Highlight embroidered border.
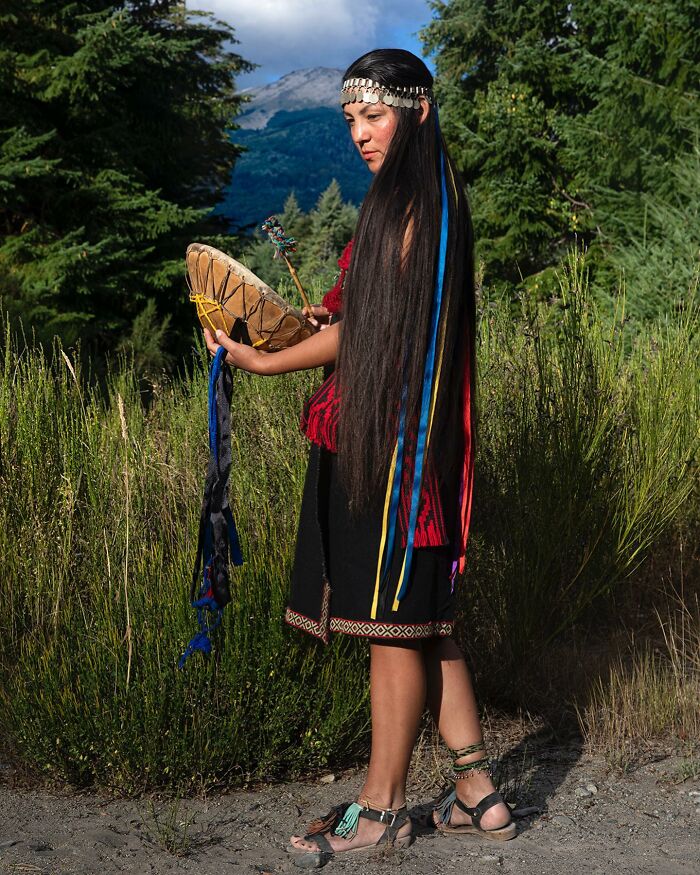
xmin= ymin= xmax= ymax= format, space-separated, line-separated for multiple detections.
xmin=285 ymin=578 xmax=332 ymax=644
xmin=330 ymin=617 xmax=453 ymax=640
xmin=286 ymin=609 xmax=453 ymax=642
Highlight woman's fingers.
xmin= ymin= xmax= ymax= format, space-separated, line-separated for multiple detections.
xmin=302 ymin=306 xmax=318 ymax=327
xmin=206 ymin=329 xmax=268 ymax=374
xmin=203 ymin=327 xmax=236 ymax=364
xmin=203 ymin=327 xmax=219 ymax=356
xmin=216 ymin=329 xmax=243 ymax=365
xmin=302 ymin=304 xmax=331 ymax=329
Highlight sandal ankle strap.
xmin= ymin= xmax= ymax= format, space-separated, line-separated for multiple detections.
xmin=434 ymin=787 xmax=511 ymax=832
xmin=454 ymin=790 xmax=508 ymax=830
xmin=332 ymin=799 xmax=409 ymax=840
xmin=360 ymin=803 xmax=408 ymax=827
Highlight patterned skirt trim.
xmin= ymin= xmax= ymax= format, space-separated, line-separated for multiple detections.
xmin=284 ymin=604 xmax=453 ymax=642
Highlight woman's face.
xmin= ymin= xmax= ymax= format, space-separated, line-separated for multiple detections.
xmin=343 ymin=101 xmax=399 ymax=174
xmin=342 ymin=96 xmax=430 ymax=173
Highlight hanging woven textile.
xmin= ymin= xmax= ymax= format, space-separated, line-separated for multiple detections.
xmin=179 ymin=346 xmax=243 ymax=668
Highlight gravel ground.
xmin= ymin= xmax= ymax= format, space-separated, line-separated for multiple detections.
xmin=1 ymin=741 xmax=698 ymax=875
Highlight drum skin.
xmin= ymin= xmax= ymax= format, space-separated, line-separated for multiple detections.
xmin=186 ymin=243 xmax=314 ymax=351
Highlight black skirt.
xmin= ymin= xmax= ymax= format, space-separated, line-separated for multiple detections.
xmin=285 ymin=443 xmax=455 ymax=643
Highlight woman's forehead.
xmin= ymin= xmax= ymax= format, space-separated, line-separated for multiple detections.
xmin=342 ymin=102 xmax=392 ymax=119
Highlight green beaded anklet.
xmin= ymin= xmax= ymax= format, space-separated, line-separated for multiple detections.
xmin=449 ymin=741 xmax=486 ymax=759
xmin=448 ymin=740 xmax=492 ymax=781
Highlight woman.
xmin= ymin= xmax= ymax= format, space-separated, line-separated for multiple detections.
xmin=204 ymin=49 xmax=516 ymax=864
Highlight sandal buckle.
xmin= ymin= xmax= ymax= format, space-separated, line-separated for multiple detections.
xmin=379 ymin=808 xmax=398 ymax=826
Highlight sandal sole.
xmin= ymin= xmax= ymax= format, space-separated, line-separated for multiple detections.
xmin=287 ymin=833 xmax=414 ymax=868
xmin=435 ymin=821 xmax=517 ymax=841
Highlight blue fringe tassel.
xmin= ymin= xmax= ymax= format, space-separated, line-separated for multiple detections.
xmin=333 ymin=802 xmax=363 ymax=839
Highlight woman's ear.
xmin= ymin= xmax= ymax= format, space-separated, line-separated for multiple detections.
xmin=417 ymin=96 xmax=431 ymax=125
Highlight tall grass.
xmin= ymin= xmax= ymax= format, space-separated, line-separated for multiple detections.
xmin=577 ymin=592 xmax=700 ymax=771
xmin=0 ymin=330 xmax=369 ymax=791
xmin=0 ymin=248 xmax=697 ymax=790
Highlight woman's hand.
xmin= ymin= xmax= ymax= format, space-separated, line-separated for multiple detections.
xmin=203 ymin=328 xmax=269 ymax=375
xmin=204 ymin=321 xmax=339 ymax=376
xmin=303 ymin=304 xmax=331 ymax=330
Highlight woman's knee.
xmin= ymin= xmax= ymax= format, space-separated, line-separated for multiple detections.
xmin=422 ymin=635 xmax=465 ymax=662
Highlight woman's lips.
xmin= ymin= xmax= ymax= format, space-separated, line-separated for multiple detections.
xmin=362 ymin=151 xmax=377 ymax=159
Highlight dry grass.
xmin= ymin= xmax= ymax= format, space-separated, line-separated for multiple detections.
xmin=576 ymin=590 xmax=700 ymax=772
xmin=408 ymin=709 xmax=543 ymax=810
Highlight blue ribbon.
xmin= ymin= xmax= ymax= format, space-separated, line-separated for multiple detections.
xmin=208 ymin=346 xmax=227 ymax=456
xmin=394 ymin=112 xmax=450 ymax=604
xmin=179 ymin=346 xmax=242 ymax=668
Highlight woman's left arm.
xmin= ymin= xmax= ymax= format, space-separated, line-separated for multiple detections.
xmin=203 ymin=323 xmax=340 ymax=376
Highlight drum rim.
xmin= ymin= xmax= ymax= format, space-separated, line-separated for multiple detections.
xmin=186 ymin=241 xmax=301 ymax=315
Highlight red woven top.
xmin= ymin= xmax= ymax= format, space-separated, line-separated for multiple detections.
xmin=320 ymin=239 xmax=354 ymax=314
xmin=300 ymin=240 xmax=448 ymax=548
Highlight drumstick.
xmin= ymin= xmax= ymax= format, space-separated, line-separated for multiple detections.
xmin=261 ymin=217 xmax=313 ymax=314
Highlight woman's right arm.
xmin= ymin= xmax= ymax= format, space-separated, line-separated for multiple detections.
xmin=203 ymin=323 xmax=340 ymax=376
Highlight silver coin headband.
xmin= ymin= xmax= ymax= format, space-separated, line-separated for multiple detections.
xmin=340 ymin=77 xmax=433 ymax=110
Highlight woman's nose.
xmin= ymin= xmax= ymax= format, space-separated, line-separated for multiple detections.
xmin=352 ymin=120 xmax=369 ymax=146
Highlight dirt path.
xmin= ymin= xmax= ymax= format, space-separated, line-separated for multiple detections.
xmin=1 ymin=745 xmax=698 ymax=875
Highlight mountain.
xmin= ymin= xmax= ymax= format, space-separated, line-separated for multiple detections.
xmin=237 ymin=67 xmax=343 ymax=130
xmin=219 ymin=69 xmax=369 ymax=231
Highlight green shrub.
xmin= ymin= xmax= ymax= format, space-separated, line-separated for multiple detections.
xmin=461 ymin=250 xmax=699 ymax=672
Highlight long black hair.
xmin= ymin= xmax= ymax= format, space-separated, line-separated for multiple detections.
xmin=336 ymin=48 xmax=476 ymax=513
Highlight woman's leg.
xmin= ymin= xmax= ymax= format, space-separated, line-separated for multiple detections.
xmin=423 ymin=636 xmax=511 ymax=830
xmin=290 ymin=639 xmax=425 ymax=852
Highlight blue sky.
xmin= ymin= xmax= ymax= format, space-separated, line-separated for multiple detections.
xmin=186 ymin=1 xmax=437 ymax=86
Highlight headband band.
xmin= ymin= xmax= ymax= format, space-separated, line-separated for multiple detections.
xmin=340 ymin=77 xmax=433 ymax=110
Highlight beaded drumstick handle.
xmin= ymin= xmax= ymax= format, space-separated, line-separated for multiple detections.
xmin=261 ymin=216 xmax=313 ymax=314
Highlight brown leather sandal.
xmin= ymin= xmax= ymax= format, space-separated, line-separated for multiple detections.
xmin=288 ymin=799 xmax=414 ymax=868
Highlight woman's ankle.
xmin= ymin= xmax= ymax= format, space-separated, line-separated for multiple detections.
xmin=454 ymin=770 xmax=497 ymax=802
xmin=358 ymin=787 xmax=407 ymax=811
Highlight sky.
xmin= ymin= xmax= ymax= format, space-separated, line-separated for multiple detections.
xmin=186 ymin=0 xmax=437 ymax=87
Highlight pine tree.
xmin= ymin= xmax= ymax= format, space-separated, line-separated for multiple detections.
xmin=278 ymin=192 xmax=310 ymax=244
xmin=557 ymin=1 xmax=700 ymax=244
xmin=0 ymin=1 xmax=253 ymax=357
xmin=241 ymin=181 xmax=358 ymax=296
xmin=423 ymin=1 xmax=580 ymax=287
xmin=307 ymin=179 xmax=357 ymax=272
xmin=423 ymin=0 xmax=700 ymax=309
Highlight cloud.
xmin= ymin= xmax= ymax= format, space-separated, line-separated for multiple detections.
xmin=187 ymin=0 xmax=432 ymax=82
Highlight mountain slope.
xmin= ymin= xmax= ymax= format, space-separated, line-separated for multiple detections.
xmin=238 ymin=67 xmax=343 ymax=130
xmin=219 ymin=70 xmax=369 ymax=230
